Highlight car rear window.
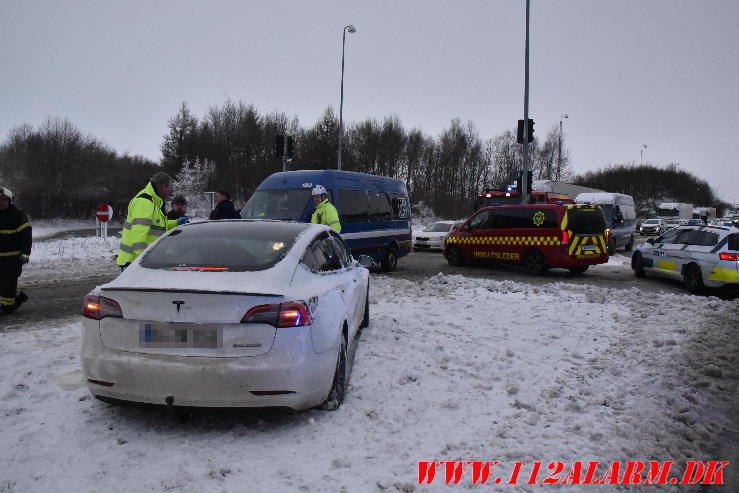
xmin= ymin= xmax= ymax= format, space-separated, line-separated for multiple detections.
xmin=728 ymin=234 xmax=739 ymax=251
xmin=568 ymin=208 xmax=606 ymax=234
xmin=141 ymin=221 xmax=308 ymax=272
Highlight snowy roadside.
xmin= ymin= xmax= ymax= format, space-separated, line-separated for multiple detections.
xmin=21 ymin=236 xmax=121 ymax=286
xmin=1 ymin=272 xmax=736 ymax=492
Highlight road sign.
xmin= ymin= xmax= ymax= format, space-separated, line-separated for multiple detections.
xmin=96 ymin=204 xmax=113 ymax=222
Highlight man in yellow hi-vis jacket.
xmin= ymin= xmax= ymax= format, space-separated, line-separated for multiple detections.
xmin=310 ymin=184 xmax=341 ymax=233
xmin=116 ymin=172 xmax=186 ymax=269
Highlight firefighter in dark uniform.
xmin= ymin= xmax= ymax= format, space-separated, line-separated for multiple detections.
xmin=0 ymin=187 xmax=31 ymax=315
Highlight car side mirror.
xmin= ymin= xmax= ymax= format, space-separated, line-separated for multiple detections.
xmin=357 ymin=255 xmax=374 ymax=268
xmin=647 ymin=238 xmax=655 ymax=245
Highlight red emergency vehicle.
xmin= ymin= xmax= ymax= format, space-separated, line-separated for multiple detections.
xmin=444 ymin=204 xmax=609 ymax=275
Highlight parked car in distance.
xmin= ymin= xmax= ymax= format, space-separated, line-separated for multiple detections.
xmin=665 ymin=219 xmax=682 ymax=230
xmin=631 ymin=225 xmax=739 ymax=294
xmin=639 ymin=218 xmax=665 ymax=235
xmin=413 ymin=221 xmax=456 ymax=251
xmin=81 ymin=220 xmax=372 ymax=411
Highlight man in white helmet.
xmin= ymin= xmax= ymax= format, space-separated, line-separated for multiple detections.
xmin=0 ymin=187 xmax=31 ymax=315
xmin=310 ymin=185 xmax=341 ymax=232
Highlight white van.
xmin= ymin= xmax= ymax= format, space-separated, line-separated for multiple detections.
xmin=575 ymin=192 xmax=636 ymax=253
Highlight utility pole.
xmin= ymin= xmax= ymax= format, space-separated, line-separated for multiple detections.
xmin=558 ymin=114 xmax=568 ymax=180
xmin=521 ymin=0 xmax=531 ymax=204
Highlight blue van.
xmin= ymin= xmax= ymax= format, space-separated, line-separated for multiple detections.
xmin=241 ymin=170 xmax=412 ymax=271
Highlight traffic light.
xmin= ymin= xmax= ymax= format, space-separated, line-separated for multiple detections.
xmin=286 ymin=136 xmax=294 ymax=158
xmin=516 ymin=119 xmax=535 ymax=144
xmin=517 ymin=120 xmax=524 ymax=144
xmin=275 ymin=135 xmax=284 ymax=158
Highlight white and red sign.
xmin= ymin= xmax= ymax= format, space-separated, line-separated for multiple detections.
xmin=96 ymin=204 xmax=113 ymax=222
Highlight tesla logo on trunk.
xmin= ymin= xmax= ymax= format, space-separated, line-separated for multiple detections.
xmin=172 ymin=300 xmax=186 ymax=313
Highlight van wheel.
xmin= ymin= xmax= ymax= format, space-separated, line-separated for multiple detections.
xmin=607 ymin=237 xmax=616 ymax=255
xmin=624 ymin=236 xmax=634 ymax=252
xmin=381 ymin=246 xmax=398 ymax=272
xmin=684 ymin=264 xmax=705 ymax=294
xmin=524 ymin=250 xmax=548 ymax=276
xmin=632 ymin=252 xmax=646 ymax=278
xmin=317 ymin=333 xmax=347 ymax=411
xmin=446 ymin=246 xmax=464 ymax=267
xmin=569 ymin=266 xmax=589 ymax=274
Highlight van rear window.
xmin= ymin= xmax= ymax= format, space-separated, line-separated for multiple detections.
xmin=568 ymin=208 xmax=606 ymax=234
xmin=728 ymin=234 xmax=739 ymax=251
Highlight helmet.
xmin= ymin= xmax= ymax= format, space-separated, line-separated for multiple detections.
xmin=311 ymin=185 xmax=327 ymax=196
xmin=0 ymin=187 xmax=13 ymax=202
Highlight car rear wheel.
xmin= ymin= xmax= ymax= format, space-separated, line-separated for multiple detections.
xmin=381 ymin=246 xmax=398 ymax=272
xmin=684 ymin=264 xmax=705 ymax=294
xmin=569 ymin=265 xmax=589 ymax=274
xmin=446 ymin=246 xmax=464 ymax=267
xmin=317 ymin=333 xmax=347 ymax=411
xmin=524 ymin=250 xmax=548 ymax=276
xmin=632 ymin=252 xmax=646 ymax=278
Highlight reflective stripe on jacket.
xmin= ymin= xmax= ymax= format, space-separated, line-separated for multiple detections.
xmin=310 ymin=199 xmax=341 ymax=233
xmin=0 ymin=205 xmax=32 ymax=259
xmin=116 ymin=181 xmax=177 ymax=266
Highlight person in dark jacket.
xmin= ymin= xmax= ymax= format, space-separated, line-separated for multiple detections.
xmin=209 ymin=190 xmax=241 ymax=220
xmin=0 ymin=187 xmax=32 ymax=315
xmin=167 ymin=195 xmax=188 ymax=220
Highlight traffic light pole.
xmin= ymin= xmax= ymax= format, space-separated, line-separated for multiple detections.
xmin=520 ymin=0 xmax=531 ymax=205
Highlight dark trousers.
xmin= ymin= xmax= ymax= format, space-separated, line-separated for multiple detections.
xmin=0 ymin=257 xmax=24 ymax=313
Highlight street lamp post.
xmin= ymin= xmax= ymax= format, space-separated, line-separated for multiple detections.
xmin=337 ymin=24 xmax=357 ymax=171
xmin=558 ymin=113 xmax=568 ymax=180
xmin=641 ymin=144 xmax=647 ymax=165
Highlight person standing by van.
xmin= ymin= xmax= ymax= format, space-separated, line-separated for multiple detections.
xmin=209 ymin=190 xmax=241 ymax=220
xmin=310 ymin=185 xmax=341 ymax=232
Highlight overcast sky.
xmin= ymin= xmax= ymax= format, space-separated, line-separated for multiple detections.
xmin=2 ymin=0 xmax=738 ymax=204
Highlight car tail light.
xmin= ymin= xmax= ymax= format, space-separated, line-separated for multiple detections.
xmin=241 ymin=302 xmax=311 ymax=328
xmin=561 ymin=230 xmax=569 ymax=244
xmin=605 ymin=228 xmax=610 ymax=242
xmin=83 ymin=294 xmax=123 ymax=320
xmin=719 ymin=252 xmax=739 ymax=261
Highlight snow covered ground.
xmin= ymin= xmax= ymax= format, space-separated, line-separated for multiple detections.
xmin=3 ymin=243 xmax=737 ymax=492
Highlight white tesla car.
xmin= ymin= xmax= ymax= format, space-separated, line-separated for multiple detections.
xmin=81 ymin=220 xmax=371 ymax=410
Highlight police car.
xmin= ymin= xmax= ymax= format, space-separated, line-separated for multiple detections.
xmin=631 ymin=225 xmax=739 ymax=294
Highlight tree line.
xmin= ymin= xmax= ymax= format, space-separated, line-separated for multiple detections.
xmin=159 ymin=100 xmax=574 ymax=219
xmin=0 ymin=117 xmax=158 ymax=219
xmin=6 ymin=98 xmax=723 ymax=221
xmin=574 ymin=163 xmax=728 ymax=217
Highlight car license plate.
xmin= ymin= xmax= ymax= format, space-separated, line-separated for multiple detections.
xmin=139 ymin=323 xmax=222 ymax=348
xmin=581 ymin=244 xmax=596 ymax=251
